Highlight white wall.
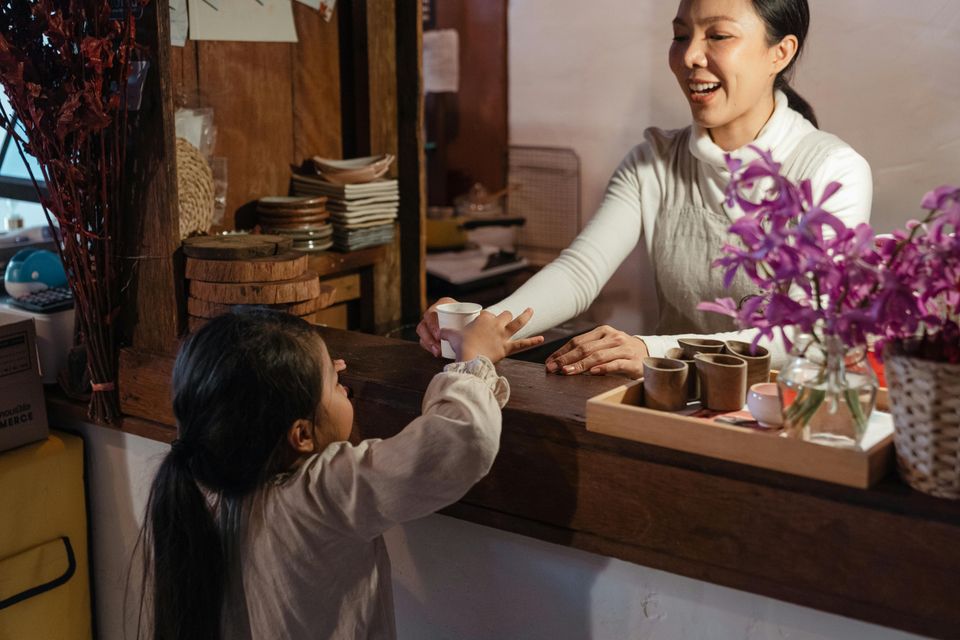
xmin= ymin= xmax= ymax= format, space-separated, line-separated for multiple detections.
xmin=509 ymin=0 xmax=960 ymax=333
xmin=388 ymin=515 xmax=924 ymax=640
xmin=70 ymin=421 xmax=168 ymax=639
xmin=68 ymin=423 xmax=926 ymax=640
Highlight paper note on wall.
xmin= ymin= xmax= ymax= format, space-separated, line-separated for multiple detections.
xmin=295 ymin=0 xmax=336 ymax=22
xmin=188 ymin=0 xmax=298 ymax=43
xmin=423 ymin=29 xmax=459 ymax=93
xmin=169 ymin=0 xmax=188 ymax=46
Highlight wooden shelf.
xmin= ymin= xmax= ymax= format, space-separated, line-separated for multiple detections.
xmin=306 ymin=245 xmax=387 ymax=277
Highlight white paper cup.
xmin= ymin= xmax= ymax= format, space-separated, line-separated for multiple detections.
xmin=435 ymin=302 xmax=482 ymax=359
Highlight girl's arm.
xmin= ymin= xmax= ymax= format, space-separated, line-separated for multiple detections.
xmin=297 ymin=357 xmax=508 ymax=541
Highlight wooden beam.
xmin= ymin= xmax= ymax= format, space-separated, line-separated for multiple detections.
xmin=123 ymin=0 xmax=182 ymax=352
xmin=395 ymin=0 xmax=426 ymax=321
xmin=366 ymin=0 xmax=403 ymax=334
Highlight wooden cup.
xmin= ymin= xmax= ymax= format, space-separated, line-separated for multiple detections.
xmin=694 ymin=353 xmax=747 ymax=412
xmin=642 ymin=357 xmax=689 ymax=412
xmin=678 ymin=338 xmax=725 ymax=359
xmin=666 ymin=347 xmax=699 ymax=400
xmin=723 ymin=340 xmax=772 ymax=389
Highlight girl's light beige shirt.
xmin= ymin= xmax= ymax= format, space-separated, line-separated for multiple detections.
xmin=221 ymin=356 xmax=509 ymax=640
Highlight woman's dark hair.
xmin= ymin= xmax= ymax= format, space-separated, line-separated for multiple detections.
xmin=751 ymin=0 xmax=818 ymax=128
xmin=140 ymin=309 xmax=327 ymax=640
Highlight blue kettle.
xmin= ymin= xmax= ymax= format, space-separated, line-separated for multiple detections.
xmin=4 ymin=248 xmax=68 ymax=298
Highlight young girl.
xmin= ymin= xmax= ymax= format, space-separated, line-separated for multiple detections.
xmin=140 ymin=307 xmax=541 ymax=640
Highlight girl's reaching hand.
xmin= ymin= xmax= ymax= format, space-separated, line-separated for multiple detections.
xmin=440 ymin=308 xmax=544 ymax=364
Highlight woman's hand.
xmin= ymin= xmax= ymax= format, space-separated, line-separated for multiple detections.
xmin=442 ymin=308 xmax=544 ymax=364
xmin=544 ymin=325 xmax=649 ymax=378
xmin=416 ymin=297 xmax=458 ymax=357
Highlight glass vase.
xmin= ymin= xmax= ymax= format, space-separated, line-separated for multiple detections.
xmin=776 ymin=334 xmax=879 ymax=449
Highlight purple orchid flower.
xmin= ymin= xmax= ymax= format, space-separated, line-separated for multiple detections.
xmin=700 ymin=148 xmax=960 ymax=362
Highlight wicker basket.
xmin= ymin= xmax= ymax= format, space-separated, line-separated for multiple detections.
xmin=176 ymin=137 xmax=215 ymax=239
xmin=885 ymin=354 xmax=960 ymax=499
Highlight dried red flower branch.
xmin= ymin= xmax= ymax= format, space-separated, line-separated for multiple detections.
xmin=0 ymin=0 xmax=148 ymax=423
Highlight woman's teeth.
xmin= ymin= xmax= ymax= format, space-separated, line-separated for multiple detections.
xmin=690 ymin=82 xmax=720 ymax=94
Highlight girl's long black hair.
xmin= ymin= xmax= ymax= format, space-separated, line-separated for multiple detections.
xmin=751 ymin=0 xmax=818 ymax=128
xmin=139 ymin=309 xmax=327 ymax=640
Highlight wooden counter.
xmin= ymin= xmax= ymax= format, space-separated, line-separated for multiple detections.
xmin=52 ymin=327 xmax=960 ymax=638
xmin=323 ymin=328 xmax=959 ymax=640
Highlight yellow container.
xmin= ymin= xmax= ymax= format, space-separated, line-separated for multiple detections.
xmin=0 ymin=431 xmax=92 ymax=640
xmin=426 ymin=217 xmax=468 ymax=250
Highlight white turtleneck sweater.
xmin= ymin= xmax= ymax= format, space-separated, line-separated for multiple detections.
xmin=487 ymin=92 xmax=873 ymax=370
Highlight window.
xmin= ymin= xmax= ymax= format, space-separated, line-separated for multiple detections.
xmin=0 ymin=90 xmax=49 ymax=229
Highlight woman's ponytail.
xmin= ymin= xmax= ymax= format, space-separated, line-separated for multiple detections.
xmin=777 ymin=80 xmax=818 ymax=129
xmin=145 ymin=450 xmax=225 ymax=640
xmin=752 ymin=0 xmax=818 ymax=128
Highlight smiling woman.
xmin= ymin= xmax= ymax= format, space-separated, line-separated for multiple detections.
xmin=670 ymin=0 xmax=810 ymax=150
xmin=417 ymin=0 xmax=873 ymax=376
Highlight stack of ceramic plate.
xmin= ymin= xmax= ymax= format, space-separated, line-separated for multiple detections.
xmin=290 ymin=174 xmax=399 ymax=251
xmin=256 ymin=196 xmax=333 ymax=252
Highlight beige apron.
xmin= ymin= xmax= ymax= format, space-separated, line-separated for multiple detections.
xmin=651 ymin=128 xmax=851 ymax=335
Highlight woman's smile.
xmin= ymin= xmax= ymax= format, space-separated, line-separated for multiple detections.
xmin=687 ymin=78 xmax=723 ymax=103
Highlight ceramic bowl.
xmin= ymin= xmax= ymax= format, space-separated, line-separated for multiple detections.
xmin=311 ymin=154 xmax=394 ymax=184
xmin=747 ymin=382 xmax=783 ymax=428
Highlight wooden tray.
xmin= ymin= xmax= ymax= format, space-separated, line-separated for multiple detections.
xmin=586 ymin=380 xmax=894 ymax=489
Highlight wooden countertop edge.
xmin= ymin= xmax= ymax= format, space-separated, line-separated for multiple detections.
xmin=46 ymin=389 xmax=176 ymax=444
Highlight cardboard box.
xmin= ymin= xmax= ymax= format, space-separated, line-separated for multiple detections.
xmin=0 ymin=319 xmax=49 ymax=452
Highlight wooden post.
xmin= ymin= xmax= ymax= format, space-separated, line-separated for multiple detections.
xmin=396 ymin=0 xmax=426 ymax=321
xmin=123 ymin=0 xmax=182 ymax=353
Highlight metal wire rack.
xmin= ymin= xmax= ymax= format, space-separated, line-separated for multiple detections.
xmin=507 ymin=146 xmax=581 ymax=265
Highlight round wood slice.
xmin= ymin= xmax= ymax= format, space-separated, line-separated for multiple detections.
xmin=189 ymin=271 xmax=321 ymax=304
xmin=258 ymin=212 xmax=329 ymax=224
xmin=187 ymin=315 xmax=208 ymax=333
xmin=187 ymin=284 xmax=336 ymax=318
xmin=258 ymin=195 xmax=327 ymax=208
xmin=191 ymin=312 xmax=321 ymax=332
xmin=256 ymin=205 xmax=329 ymax=216
xmin=182 ymin=234 xmax=293 ymax=259
xmin=185 ymin=251 xmax=308 ymax=283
